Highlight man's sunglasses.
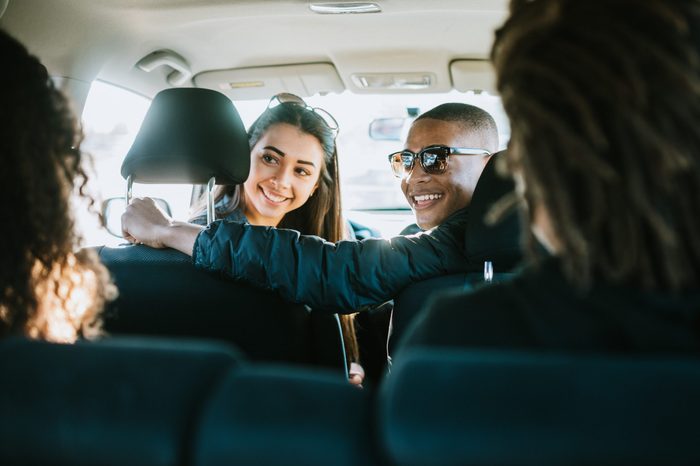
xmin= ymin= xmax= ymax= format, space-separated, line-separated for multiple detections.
xmin=267 ymin=92 xmax=339 ymax=138
xmin=388 ymin=145 xmax=491 ymax=178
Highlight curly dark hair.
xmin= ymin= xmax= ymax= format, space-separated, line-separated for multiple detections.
xmin=0 ymin=29 xmax=116 ymax=341
xmin=493 ymin=0 xmax=700 ymax=290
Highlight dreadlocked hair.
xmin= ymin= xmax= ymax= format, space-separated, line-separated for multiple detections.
xmin=0 ymin=29 xmax=116 ymax=342
xmin=492 ymin=0 xmax=700 ymax=291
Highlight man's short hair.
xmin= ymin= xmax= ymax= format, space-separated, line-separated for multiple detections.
xmin=416 ymin=103 xmax=499 ymax=149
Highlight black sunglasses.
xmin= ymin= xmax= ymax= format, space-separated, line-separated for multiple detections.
xmin=388 ymin=145 xmax=491 ymax=178
xmin=267 ymin=92 xmax=339 ymax=138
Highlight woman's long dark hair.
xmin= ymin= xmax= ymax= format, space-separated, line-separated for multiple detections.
xmin=493 ymin=0 xmax=700 ymax=291
xmin=0 ymin=29 xmax=116 ymax=341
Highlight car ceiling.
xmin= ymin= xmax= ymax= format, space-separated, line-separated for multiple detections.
xmin=0 ymin=0 xmax=508 ymax=101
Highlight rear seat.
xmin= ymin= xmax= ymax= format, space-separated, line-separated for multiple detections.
xmin=4 ymin=337 xmax=699 ymax=465
xmin=379 ymin=347 xmax=700 ymax=466
xmin=0 ymin=337 xmax=240 ymax=466
xmin=192 ymin=365 xmax=384 ymax=466
xmin=99 ymin=88 xmax=346 ymax=372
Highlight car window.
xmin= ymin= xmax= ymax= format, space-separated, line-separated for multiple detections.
xmin=233 ymin=91 xmax=510 ymax=237
xmin=78 ymin=81 xmax=193 ymax=246
xmin=232 ymin=90 xmax=510 ymax=210
xmin=78 ymin=83 xmax=510 ymax=243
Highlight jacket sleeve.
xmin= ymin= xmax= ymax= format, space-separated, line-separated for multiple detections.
xmin=192 ymin=208 xmax=470 ymax=312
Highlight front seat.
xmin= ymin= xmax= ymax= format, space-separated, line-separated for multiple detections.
xmin=97 ymin=88 xmax=347 ymax=372
xmin=390 ymin=152 xmax=523 ymax=351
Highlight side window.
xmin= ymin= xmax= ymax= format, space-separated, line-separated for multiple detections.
xmin=78 ymin=81 xmax=193 ymax=246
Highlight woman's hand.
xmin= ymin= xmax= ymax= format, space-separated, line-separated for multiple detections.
xmin=121 ymin=197 xmax=173 ymax=248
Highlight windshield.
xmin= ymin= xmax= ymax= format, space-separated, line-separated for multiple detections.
xmin=78 ymin=83 xmax=510 ymax=245
xmin=234 ymin=90 xmax=510 ymax=210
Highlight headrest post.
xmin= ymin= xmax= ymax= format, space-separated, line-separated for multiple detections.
xmin=206 ymin=176 xmax=216 ymax=225
xmin=126 ymin=175 xmax=133 ymax=205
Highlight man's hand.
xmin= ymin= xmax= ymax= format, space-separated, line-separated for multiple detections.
xmin=121 ymin=197 xmax=173 ymax=248
xmin=348 ymin=362 xmax=365 ymax=388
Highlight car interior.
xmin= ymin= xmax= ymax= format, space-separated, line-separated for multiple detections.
xmin=96 ymin=87 xmax=347 ymax=371
xmin=1 ymin=1 xmax=699 ymax=465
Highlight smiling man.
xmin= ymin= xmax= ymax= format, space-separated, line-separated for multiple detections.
xmin=398 ymin=104 xmax=498 ymax=230
xmin=121 ymin=103 xmax=501 ymax=311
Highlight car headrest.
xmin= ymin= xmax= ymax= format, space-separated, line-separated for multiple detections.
xmin=464 ymin=151 xmax=523 ymax=270
xmin=121 ymin=88 xmax=250 ymax=184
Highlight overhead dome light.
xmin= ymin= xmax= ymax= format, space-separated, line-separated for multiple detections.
xmin=309 ymin=2 xmax=381 ymax=14
xmin=351 ymin=73 xmax=434 ymax=90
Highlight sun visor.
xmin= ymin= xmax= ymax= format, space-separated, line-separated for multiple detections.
xmin=450 ymin=60 xmax=497 ymax=94
xmin=194 ymin=63 xmax=344 ymax=100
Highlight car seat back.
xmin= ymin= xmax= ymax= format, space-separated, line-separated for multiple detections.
xmin=0 ymin=337 xmax=240 ymax=466
xmin=380 ymin=348 xmax=700 ymax=466
xmin=101 ymin=88 xmax=346 ymax=371
xmin=193 ymin=364 xmax=383 ymax=466
xmin=391 ymin=152 xmax=523 ymax=351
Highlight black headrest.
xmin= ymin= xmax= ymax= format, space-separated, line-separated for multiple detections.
xmin=121 ymin=88 xmax=250 ymax=184
xmin=464 ymin=151 xmax=523 ymax=270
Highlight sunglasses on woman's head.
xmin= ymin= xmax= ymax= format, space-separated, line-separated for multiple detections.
xmin=267 ymin=92 xmax=339 ymax=138
xmin=388 ymin=145 xmax=491 ymax=178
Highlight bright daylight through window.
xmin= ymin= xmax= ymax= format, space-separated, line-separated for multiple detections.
xmin=78 ymin=81 xmax=509 ymax=246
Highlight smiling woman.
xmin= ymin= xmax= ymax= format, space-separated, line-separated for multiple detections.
xmin=187 ymin=94 xmax=363 ymax=375
xmin=190 ymin=95 xmax=343 ymax=239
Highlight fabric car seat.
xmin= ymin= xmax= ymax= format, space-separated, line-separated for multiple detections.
xmin=98 ymin=88 xmax=346 ymax=372
xmin=379 ymin=348 xmax=700 ymax=466
xmin=99 ymin=245 xmax=346 ymax=369
xmin=192 ymin=364 xmax=384 ymax=466
xmin=390 ymin=152 xmax=523 ymax=352
xmin=0 ymin=336 xmax=240 ymax=466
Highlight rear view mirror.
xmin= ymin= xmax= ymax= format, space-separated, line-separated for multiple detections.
xmin=101 ymin=197 xmax=172 ymax=238
xmin=368 ymin=118 xmax=407 ymax=141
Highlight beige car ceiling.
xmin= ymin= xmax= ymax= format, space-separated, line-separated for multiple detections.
xmin=0 ymin=0 xmax=508 ymax=106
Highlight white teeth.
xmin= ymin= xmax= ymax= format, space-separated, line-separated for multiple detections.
xmin=413 ymin=194 xmax=443 ymax=202
xmin=262 ymin=189 xmax=287 ymax=203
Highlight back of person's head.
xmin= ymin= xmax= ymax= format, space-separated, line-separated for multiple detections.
xmin=416 ymin=102 xmax=499 ymax=152
xmin=492 ymin=0 xmax=700 ymax=290
xmin=247 ymin=102 xmax=344 ymax=241
xmin=0 ymin=29 xmax=115 ymax=341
